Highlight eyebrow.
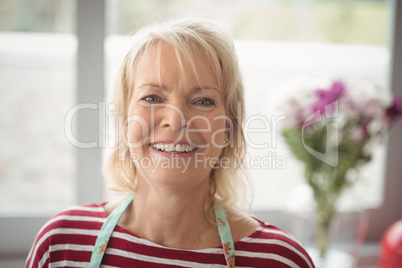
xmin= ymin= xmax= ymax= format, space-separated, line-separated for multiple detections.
xmin=136 ymin=83 xmax=164 ymax=90
xmin=136 ymin=83 xmax=220 ymax=93
xmin=191 ymin=86 xmax=221 ymax=95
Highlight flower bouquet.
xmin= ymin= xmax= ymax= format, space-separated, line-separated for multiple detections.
xmin=280 ymin=78 xmax=402 ymax=263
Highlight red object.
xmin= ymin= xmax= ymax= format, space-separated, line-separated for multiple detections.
xmin=380 ymin=220 xmax=402 ymax=267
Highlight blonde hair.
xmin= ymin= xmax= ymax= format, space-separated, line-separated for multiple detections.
xmin=104 ymin=16 xmax=250 ymax=216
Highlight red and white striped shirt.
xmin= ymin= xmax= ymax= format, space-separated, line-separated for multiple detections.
xmin=26 ymin=202 xmax=315 ymax=268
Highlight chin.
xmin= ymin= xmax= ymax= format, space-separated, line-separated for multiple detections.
xmin=139 ymin=166 xmax=208 ymax=190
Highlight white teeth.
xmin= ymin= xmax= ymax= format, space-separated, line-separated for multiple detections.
xmin=169 ymin=144 xmax=175 ymax=151
xmin=152 ymin=143 xmax=195 ymax=153
xmin=175 ymin=144 xmax=181 ymax=151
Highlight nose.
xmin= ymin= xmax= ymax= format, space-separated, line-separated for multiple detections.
xmin=159 ymin=101 xmax=188 ymax=131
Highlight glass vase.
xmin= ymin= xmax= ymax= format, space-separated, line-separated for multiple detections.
xmin=286 ymin=184 xmax=369 ymax=268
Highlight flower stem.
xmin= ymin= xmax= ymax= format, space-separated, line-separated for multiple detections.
xmin=317 ymin=212 xmax=333 ymax=258
xmin=315 ymin=196 xmax=336 ymax=263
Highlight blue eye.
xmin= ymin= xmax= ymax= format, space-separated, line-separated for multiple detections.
xmin=142 ymin=95 xmax=161 ymax=103
xmin=194 ymin=98 xmax=215 ymax=107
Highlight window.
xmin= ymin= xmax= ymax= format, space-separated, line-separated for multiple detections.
xmin=0 ymin=1 xmax=76 ymax=212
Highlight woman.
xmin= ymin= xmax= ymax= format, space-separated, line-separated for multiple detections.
xmin=27 ymin=16 xmax=315 ymax=267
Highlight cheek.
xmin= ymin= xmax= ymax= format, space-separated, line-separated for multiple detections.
xmin=126 ymin=122 xmax=144 ymax=144
xmin=126 ymin=106 xmax=152 ymax=144
xmin=210 ymin=122 xmax=227 ymax=147
xmin=203 ymin=114 xmax=228 ymax=146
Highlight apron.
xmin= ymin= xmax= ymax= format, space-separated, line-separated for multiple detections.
xmin=89 ymin=194 xmax=235 ymax=268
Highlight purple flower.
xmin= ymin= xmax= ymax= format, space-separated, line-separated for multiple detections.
xmin=351 ymin=123 xmax=369 ymax=142
xmin=385 ymin=96 xmax=402 ymax=124
xmin=313 ymin=81 xmax=345 ymax=115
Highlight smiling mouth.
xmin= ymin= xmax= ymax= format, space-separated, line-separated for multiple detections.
xmin=151 ymin=143 xmax=197 ymax=153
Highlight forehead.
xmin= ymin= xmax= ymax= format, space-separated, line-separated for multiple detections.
xmin=134 ymin=42 xmax=219 ymax=89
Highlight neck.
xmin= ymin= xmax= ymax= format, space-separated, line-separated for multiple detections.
xmin=120 ymin=178 xmax=220 ymax=249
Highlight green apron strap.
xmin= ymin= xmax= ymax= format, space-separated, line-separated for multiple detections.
xmin=89 ymin=194 xmax=135 ymax=268
xmin=88 ymin=195 xmax=235 ymax=268
xmin=214 ymin=200 xmax=235 ymax=268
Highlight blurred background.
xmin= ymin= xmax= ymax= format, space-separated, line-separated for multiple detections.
xmin=0 ymin=0 xmax=400 ymax=267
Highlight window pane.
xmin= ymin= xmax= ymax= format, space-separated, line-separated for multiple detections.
xmin=0 ymin=0 xmax=76 ymax=212
xmin=106 ymin=0 xmax=391 ymax=210
xmin=109 ymin=0 xmax=388 ymax=45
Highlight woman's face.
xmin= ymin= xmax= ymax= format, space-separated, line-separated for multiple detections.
xmin=126 ymin=43 xmax=228 ymax=192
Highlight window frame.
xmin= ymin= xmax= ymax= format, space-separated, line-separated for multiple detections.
xmin=0 ymin=0 xmax=401 ymax=265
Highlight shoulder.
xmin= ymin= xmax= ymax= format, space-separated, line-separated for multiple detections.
xmin=235 ymin=219 xmax=315 ymax=268
xmin=42 ymin=202 xmax=107 ymax=231
xmin=26 ymin=203 xmax=107 ymax=267
xmin=229 ymin=212 xmax=260 ymax=243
